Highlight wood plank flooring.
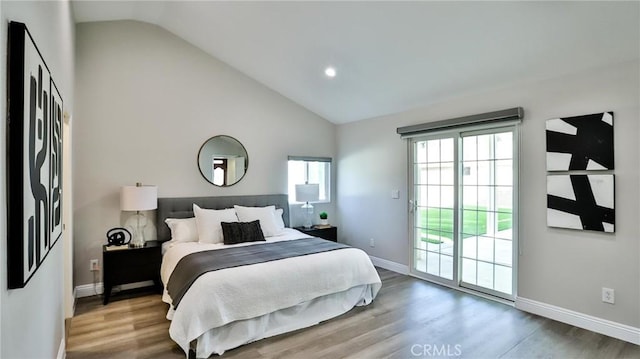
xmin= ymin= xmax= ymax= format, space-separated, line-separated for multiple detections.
xmin=66 ymin=268 xmax=639 ymax=358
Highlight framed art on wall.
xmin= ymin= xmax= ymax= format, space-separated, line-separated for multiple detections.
xmin=547 ymin=174 xmax=615 ymax=233
xmin=545 ymin=111 xmax=615 ymax=233
xmin=6 ymin=21 xmax=63 ymax=289
xmin=546 ymin=112 xmax=614 ymax=171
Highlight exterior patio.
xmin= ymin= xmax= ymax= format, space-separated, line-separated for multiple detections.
xmin=415 ymin=229 xmax=513 ymax=295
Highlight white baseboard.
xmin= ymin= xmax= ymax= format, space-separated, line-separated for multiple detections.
xmin=57 ymin=337 xmax=65 ymax=359
xmin=75 ymin=280 xmax=155 ymax=298
xmin=369 ymin=256 xmax=409 ymax=275
xmin=516 ymin=297 xmax=640 ymax=345
xmin=75 ymin=282 xmax=103 ymax=298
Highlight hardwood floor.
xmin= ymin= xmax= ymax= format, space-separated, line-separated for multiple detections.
xmin=66 ymin=269 xmax=639 ymax=358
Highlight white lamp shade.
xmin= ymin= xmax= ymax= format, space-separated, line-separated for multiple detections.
xmin=295 ymin=183 xmax=319 ymax=203
xmin=120 ymin=185 xmax=158 ymax=211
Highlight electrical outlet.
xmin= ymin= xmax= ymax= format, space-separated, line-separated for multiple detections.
xmin=89 ymin=259 xmax=99 ymax=272
xmin=602 ymin=287 xmax=615 ymax=304
xmin=369 ymin=238 xmax=375 ymax=247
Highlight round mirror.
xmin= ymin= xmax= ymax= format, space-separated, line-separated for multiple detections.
xmin=197 ymin=135 xmax=248 ymax=187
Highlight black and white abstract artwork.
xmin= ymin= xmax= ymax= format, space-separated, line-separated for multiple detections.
xmin=547 ymin=174 xmax=615 ymax=233
xmin=7 ymin=22 xmax=63 ymax=289
xmin=546 ymin=112 xmax=614 ymax=171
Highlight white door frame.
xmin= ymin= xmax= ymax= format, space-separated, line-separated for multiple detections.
xmin=63 ymin=113 xmax=74 ymax=318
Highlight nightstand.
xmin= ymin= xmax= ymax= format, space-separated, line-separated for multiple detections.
xmin=294 ymin=226 xmax=338 ymax=242
xmin=102 ymin=240 xmax=162 ymax=305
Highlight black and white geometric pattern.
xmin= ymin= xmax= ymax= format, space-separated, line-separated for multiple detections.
xmin=546 ymin=112 xmax=614 ymax=171
xmin=547 ymin=174 xmax=615 ymax=233
xmin=6 ymin=22 xmax=64 ymax=288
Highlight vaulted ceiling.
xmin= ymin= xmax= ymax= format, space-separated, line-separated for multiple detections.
xmin=72 ymin=1 xmax=640 ymax=124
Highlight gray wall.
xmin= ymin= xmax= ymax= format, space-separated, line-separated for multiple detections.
xmin=0 ymin=1 xmax=75 ymax=358
xmin=74 ymin=21 xmax=336 ymax=287
xmin=336 ymin=60 xmax=640 ymax=328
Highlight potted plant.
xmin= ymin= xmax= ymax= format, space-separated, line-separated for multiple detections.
xmin=319 ymin=211 xmax=329 ymax=226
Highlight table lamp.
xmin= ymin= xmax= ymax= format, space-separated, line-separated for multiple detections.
xmin=295 ymin=183 xmax=319 ymax=229
xmin=121 ymin=182 xmax=157 ymax=247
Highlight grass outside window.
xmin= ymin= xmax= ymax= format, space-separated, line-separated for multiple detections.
xmin=416 ymin=207 xmax=512 ymax=242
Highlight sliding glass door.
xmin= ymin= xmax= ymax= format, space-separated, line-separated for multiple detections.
xmin=410 ymin=126 xmax=517 ymax=300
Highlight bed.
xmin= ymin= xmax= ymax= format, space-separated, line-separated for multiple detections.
xmin=156 ymin=194 xmax=382 ymax=358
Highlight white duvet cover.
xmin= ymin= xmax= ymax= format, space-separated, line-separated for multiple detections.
xmin=160 ymin=228 xmax=382 ymax=357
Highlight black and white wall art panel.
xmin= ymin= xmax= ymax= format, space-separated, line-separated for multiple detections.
xmin=547 ymin=174 xmax=615 ymax=233
xmin=6 ymin=22 xmax=63 ymax=289
xmin=546 ymin=112 xmax=614 ymax=171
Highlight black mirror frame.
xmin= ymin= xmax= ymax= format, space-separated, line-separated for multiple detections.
xmin=197 ymin=135 xmax=249 ymax=187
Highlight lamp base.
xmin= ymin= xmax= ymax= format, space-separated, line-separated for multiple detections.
xmin=301 ymin=202 xmax=314 ymax=229
xmin=129 ymin=212 xmax=147 ymax=247
xmin=130 ymin=236 xmax=145 ymax=248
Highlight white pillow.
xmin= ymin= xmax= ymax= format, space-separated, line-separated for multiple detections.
xmin=193 ymin=204 xmax=238 ymax=244
xmin=164 ymin=217 xmax=198 ymax=243
xmin=274 ymin=208 xmax=285 ymax=231
xmin=234 ymin=205 xmax=283 ymax=237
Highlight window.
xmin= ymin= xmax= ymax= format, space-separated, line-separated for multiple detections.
xmin=288 ymin=156 xmax=331 ymax=203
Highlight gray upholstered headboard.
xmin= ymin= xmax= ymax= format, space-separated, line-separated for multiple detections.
xmin=156 ymin=194 xmax=290 ymax=242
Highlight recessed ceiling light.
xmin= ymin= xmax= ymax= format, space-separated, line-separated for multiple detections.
xmin=324 ymin=67 xmax=336 ymax=78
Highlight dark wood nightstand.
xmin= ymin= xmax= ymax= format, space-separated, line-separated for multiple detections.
xmin=294 ymin=226 xmax=338 ymax=242
xmin=102 ymin=240 xmax=162 ymax=305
